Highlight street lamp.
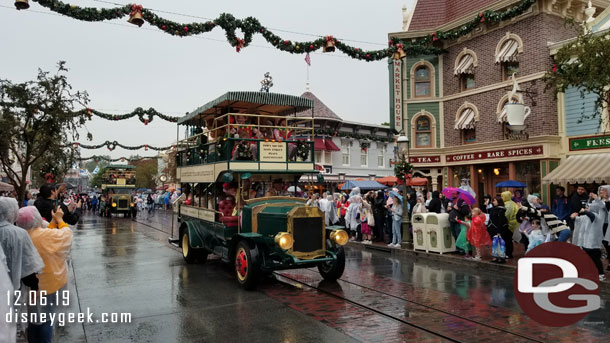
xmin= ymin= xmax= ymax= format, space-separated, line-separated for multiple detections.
xmin=396 ymin=134 xmax=412 ymax=247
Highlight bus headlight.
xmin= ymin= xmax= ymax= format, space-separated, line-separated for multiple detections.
xmin=274 ymin=232 xmax=294 ymax=250
xmin=330 ymin=230 xmax=348 ymax=246
xmin=112 ymin=202 xmax=117 ymax=207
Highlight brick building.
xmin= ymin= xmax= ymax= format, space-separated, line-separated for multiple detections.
xmin=389 ymin=0 xmax=608 ymax=202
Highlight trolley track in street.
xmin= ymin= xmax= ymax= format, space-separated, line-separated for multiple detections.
xmin=275 ymin=268 xmax=544 ymax=343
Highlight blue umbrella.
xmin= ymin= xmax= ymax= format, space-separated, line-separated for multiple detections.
xmin=389 ymin=191 xmax=403 ymax=202
xmin=495 ymin=180 xmax=526 ymax=188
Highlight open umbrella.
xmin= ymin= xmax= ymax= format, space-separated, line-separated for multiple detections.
xmin=389 ymin=191 xmax=403 ymax=202
xmin=287 ymin=186 xmax=301 ymax=193
xmin=376 ymin=176 xmax=398 ymax=186
xmin=442 ymin=187 xmax=476 ymax=206
xmin=495 ymin=180 xmax=526 ymax=188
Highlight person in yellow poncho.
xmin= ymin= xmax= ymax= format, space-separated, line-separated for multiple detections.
xmin=501 ymin=191 xmax=518 ymax=258
xmin=16 ymin=206 xmax=73 ymax=343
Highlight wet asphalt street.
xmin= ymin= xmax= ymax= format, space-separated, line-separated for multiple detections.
xmin=55 ymin=211 xmax=610 ymax=343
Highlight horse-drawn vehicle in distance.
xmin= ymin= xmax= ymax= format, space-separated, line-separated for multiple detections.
xmin=174 ymin=91 xmax=347 ymax=289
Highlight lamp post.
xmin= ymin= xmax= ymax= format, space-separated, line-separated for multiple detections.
xmin=396 ymin=134 xmax=412 ymax=248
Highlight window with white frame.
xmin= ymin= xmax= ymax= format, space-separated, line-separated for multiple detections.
xmin=377 ymin=144 xmax=386 ymax=168
xmin=341 ymin=142 xmax=350 ymax=165
xmin=360 ymin=148 xmax=368 ymax=167
xmin=324 ymin=152 xmax=332 ymax=165
xmin=314 ymin=151 xmax=322 ymax=164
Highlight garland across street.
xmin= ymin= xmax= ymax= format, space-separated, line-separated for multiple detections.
xmin=16 ymin=0 xmax=536 ymax=61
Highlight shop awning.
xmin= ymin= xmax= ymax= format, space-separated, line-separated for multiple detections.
xmin=454 ymin=108 xmax=477 ymax=130
xmin=314 ymin=138 xmax=326 ymax=151
xmin=313 ymin=138 xmax=340 ymax=151
xmin=495 ymin=39 xmax=519 ymax=63
xmin=542 ymin=153 xmax=610 ymax=184
xmin=340 ymin=180 xmax=387 ymax=191
xmin=454 ymin=54 xmax=474 ymax=75
xmin=325 ymin=139 xmax=341 ymax=151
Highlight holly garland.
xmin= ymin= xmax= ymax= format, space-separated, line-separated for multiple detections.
xmin=393 ymin=160 xmax=413 ymax=185
xmin=78 ymin=155 xmax=156 ymax=162
xmin=314 ymin=129 xmax=394 ymax=143
xmin=77 ymin=107 xmax=179 ymax=124
xmin=295 ymin=141 xmax=310 ymax=161
xmin=19 ymin=0 xmax=536 ymax=62
xmin=70 ymin=141 xmax=174 ymax=151
xmin=234 ymin=141 xmax=253 ymax=160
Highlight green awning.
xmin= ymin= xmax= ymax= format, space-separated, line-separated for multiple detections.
xmin=178 ymin=91 xmax=314 ymax=125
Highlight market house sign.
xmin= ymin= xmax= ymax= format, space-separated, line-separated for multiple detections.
xmin=409 ymin=156 xmax=441 ymax=164
xmin=391 ymin=60 xmax=403 ymax=132
xmin=446 ymin=146 xmax=543 ymax=163
xmin=569 ymin=135 xmax=610 ymax=151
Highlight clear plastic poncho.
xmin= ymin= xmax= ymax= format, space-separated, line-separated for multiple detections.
xmin=0 ymin=197 xmax=44 ymax=290
xmin=572 ymin=199 xmax=605 ymax=249
xmin=0 ymin=244 xmax=16 ymax=343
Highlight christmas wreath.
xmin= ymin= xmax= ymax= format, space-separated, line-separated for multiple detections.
xmin=295 ymin=141 xmax=309 ymax=161
xmin=394 ymin=160 xmax=413 ymax=185
xmin=216 ymin=139 xmax=227 ymax=160
xmin=234 ymin=141 xmax=253 ymax=160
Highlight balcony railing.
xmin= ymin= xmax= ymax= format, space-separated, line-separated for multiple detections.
xmin=176 ymin=138 xmax=314 ymax=167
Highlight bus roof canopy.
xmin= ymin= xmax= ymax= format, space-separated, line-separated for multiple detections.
xmin=178 ymin=91 xmax=314 ymax=125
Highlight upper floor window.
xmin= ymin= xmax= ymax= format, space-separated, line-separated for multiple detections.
xmin=461 ymin=75 xmax=476 ymax=91
xmin=454 ymin=49 xmax=478 ymax=91
xmin=341 ymin=141 xmax=350 ymax=166
xmin=414 ymin=66 xmax=431 ymax=97
xmin=502 ymin=62 xmax=520 ymax=81
xmin=495 ymin=33 xmax=523 ymax=81
xmin=454 ymin=103 xmax=479 ymax=144
xmin=415 ymin=116 xmax=432 ymax=148
xmin=360 ymin=148 xmax=368 ymax=167
xmin=377 ymin=144 xmax=386 ymax=168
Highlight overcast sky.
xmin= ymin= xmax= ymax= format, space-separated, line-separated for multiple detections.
xmin=0 ymin=0 xmax=411 ymax=159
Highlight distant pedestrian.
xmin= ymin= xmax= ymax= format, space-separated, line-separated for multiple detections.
xmin=488 ymin=196 xmax=509 ymax=264
xmin=465 ymin=208 xmax=491 ymax=260
xmin=568 ymin=185 xmax=589 ymax=230
xmin=412 ymin=194 xmax=427 ymax=214
xmin=427 ymin=191 xmax=442 ymax=214
xmin=552 ymin=186 xmax=570 ymax=222
xmin=389 ymin=193 xmax=402 ymax=248
xmin=456 ymin=214 xmax=474 ymax=258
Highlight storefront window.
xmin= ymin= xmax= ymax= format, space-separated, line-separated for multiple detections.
xmin=515 ymin=161 xmax=541 ymax=197
xmin=415 ymin=116 xmax=432 ymax=148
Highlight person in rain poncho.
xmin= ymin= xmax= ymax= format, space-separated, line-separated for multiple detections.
xmin=0 ymin=244 xmax=16 ymax=343
xmin=0 ymin=197 xmax=44 ymax=292
xmin=17 ymin=206 xmax=73 ymax=342
xmin=345 ymin=188 xmax=362 ymax=241
xmin=571 ymin=191 xmax=606 ymax=281
xmin=319 ymin=194 xmax=338 ymax=226
xmin=501 ymin=191 xmax=518 ymax=259
xmin=459 ymin=178 xmax=476 ymax=199
xmin=599 ymin=185 xmax=610 ymax=271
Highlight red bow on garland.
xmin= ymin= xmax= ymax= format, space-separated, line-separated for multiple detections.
xmin=325 ymin=35 xmax=334 ymax=43
xmin=130 ymin=4 xmax=143 ymax=16
xmin=235 ymin=38 xmax=245 ymax=52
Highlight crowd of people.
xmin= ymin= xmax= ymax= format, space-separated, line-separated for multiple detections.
xmin=310 ymin=183 xmax=610 ymax=282
xmin=1 ymin=182 xmax=77 ymax=342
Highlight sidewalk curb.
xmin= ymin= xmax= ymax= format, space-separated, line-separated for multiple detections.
xmin=348 ymin=241 xmax=610 ymax=296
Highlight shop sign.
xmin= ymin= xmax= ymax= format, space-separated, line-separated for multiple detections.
xmin=446 ymin=145 xmax=543 ymax=163
xmin=569 ymin=135 xmax=610 ymax=151
xmin=260 ymin=141 xmax=286 ymax=162
xmin=409 ymin=156 xmax=441 ymax=164
xmin=391 ymin=60 xmax=403 ymax=132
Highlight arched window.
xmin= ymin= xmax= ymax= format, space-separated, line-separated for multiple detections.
xmin=414 ymin=66 xmax=431 ymax=97
xmin=415 ymin=116 xmax=432 ymax=148
xmin=454 ymin=103 xmax=479 ymax=144
xmin=495 ymin=33 xmax=524 ymax=81
xmin=454 ymin=48 xmax=478 ymax=91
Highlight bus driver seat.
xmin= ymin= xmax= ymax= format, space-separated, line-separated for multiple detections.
xmin=218 ymin=199 xmax=238 ymax=228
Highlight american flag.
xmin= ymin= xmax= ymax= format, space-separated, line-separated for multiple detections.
xmin=304 ymin=53 xmax=311 ymax=66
